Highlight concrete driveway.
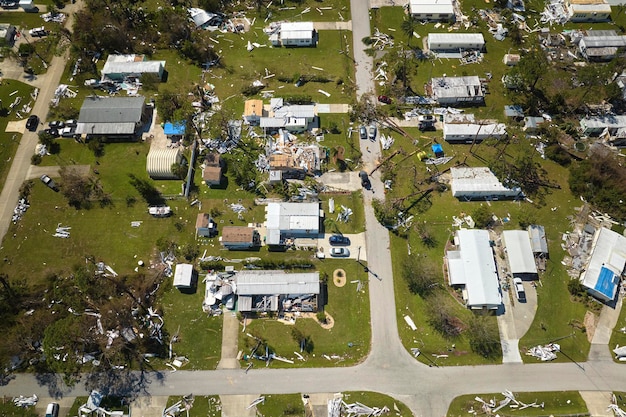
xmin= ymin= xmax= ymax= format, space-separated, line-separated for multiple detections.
xmin=317 ymin=232 xmax=367 ymax=261
xmin=317 ymin=171 xmax=363 ymax=192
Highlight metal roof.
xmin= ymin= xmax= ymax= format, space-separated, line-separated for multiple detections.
xmin=580 ymin=227 xmax=626 ymax=301
xmin=77 ymin=96 xmax=145 ymax=124
xmin=503 ymin=230 xmax=538 ymax=275
xmin=443 ymin=123 xmax=507 ymax=138
xmin=580 ymin=36 xmax=626 ymax=48
xmin=280 ymin=22 xmax=314 ymax=40
xmin=236 ymin=270 xmax=320 ymax=295
xmin=102 ymin=58 xmax=165 ymax=78
xmin=427 ymin=33 xmax=485 ymax=45
xmin=146 ymin=148 xmax=182 ymax=179
xmin=409 ymin=0 xmax=454 ymax=14
xmin=447 ymin=229 xmax=502 ymax=309
xmin=431 ymin=76 xmax=484 ymax=99
xmin=528 ymin=225 xmax=548 ymax=254
xmin=580 ymin=114 xmax=626 ymax=129
xmin=450 ymin=167 xmax=521 ymax=198
xmin=173 ymin=264 xmax=194 ymax=288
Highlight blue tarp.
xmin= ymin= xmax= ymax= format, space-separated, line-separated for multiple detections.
xmin=164 ymin=121 xmax=186 ymax=136
xmin=593 ymin=266 xmax=619 ymax=300
xmin=432 ymin=143 xmax=444 ymax=155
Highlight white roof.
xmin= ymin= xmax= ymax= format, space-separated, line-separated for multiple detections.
xmin=443 ymin=123 xmax=507 ymax=138
xmin=580 ymin=115 xmax=626 ymax=129
xmin=447 ymin=229 xmax=501 ymax=308
xmin=236 ymin=270 xmax=320 ymax=295
xmin=265 ymin=202 xmax=320 ymax=244
xmin=173 ymin=264 xmax=194 ymax=288
xmin=280 ymin=22 xmax=314 ymax=40
xmin=146 ymin=148 xmax=182 ymax=179
xmin=428 ymin=33 xmax=485 ymax=45
xmin=503 ymin=230 xmax=538 ymax=275
xmin=409 ymin=0 xmax=454 ymax=14
xmin=580 ymin=227 xmax=626 ymax=301
xmin=102 ymin=55 xmax=165 ymax=77
xmin=431 ymin=76 xmax=483 ymax=99
xmin=450 ymin=167 xmax=521 ymax=197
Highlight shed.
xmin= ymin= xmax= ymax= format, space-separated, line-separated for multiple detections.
xmin=173 ymin=264 xmax=196 ymax=290
xmin=196 ymin=213 xmax=217 ymax=238
xmin=528 ymin=225 xmax=548 ymax=257
xmin=220 ymin=226 xmax=261 ymax=250
xmin=446 ymin=229 xmax=502 ymax=310
xmin=450 ymin=167 xmax=522 ymax=200
xmin=146 ymin=148 xmax=183 ymax=179
xmin=580 ymin=227 xmax=626 ymax=302
xmin=0 ymin=24 xmax=16 ymax=46
xmin=202 ymin=152 xmax=223 ymax=186
xmin=503 ymin=53 xmax=521 ymax=65
xmin=431 ymin=143 xmax=444 ymax=157
xmin=163 ymin=122 xmax=186 ymax=140
xmin=409 ymin=0 xmax=455 ymax=21
xmin=524 ymin=116 xmax=546 ymax=133
xmin=277 ymin=22 xmax=316 ymax=47
xmin=503 ymin=230 xmax=538 ymax=278
xmin=19 ymin=0 xmax=36 ymax=11
xmin=244 ymin=99 xmax=265 ymax=125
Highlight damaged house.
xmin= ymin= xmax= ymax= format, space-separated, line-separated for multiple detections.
xmin=446 ymin=229 xmax=502 ymax=310
xmin=426 ymin=33 xmax=485 ymax=55
xmin=579 ymin=227 xmax=626 ymax=302
xmin=244 ymin=99 xmax=265 ymax=125
xmin=577 ymin=30 xmax=626 ymax=61
xmin=408 ymin=0 xmax=456 ymax=21
xmin=567 ymin=0 xmax=611 ymax=22
xmin=101 ymin=54 xmax=166 ymax=82
xmin=268 ymin=130 xmax=323 ymax=178
xmin=580 ymin=114 xmax=626 ymax=147
xmin=219 ymin=226 xmax=261 ymax=250
xmin=265 ymin=202 xmax=323 ymax=246
xmin=235 ymin=270 xmax=321 ymax=313
xmin=266 ymin=21 xmax=317 ymax=47
xmin=188 ymin=7 xmax=223 ymax=30
xmin=428 ymin=76 xmax=485 ymax=105
xmin=450 ymin=166 xmax=522 ymax=200
xmin=260 ymin=98 xmax=318 ymax=133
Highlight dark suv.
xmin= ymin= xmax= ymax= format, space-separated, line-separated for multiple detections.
xmin=26 ymin=115 xmax=39 ymax=131
xmin=329 ymin=235 xmax=350 ymax=246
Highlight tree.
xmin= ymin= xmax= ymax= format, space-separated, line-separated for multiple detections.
xmin=59 ymin=167 xmax=109 ymax=209
xmin=291 ymin=327 xmax=314 ymax=353
xmin=171 ymin=161 xmax=188 ymax=180
xmin=87 ymin=137 xmax=105 ymax=157
xmin=426 ymin=293 xmax=464 ymax=338
xmin=402 ymin=255 xmax=438 ymax=297
xmin=472 ymin=205 xmax=492 ymax=229
xmin=128 ymin=174 xmax=165 ymax=206
xmin=400 ymin=17 xmax=417 ymax=46
xmin=468 ymin=315 xmax=501 ymax=358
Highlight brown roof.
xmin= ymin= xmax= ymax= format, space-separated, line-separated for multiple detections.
xmin=244 ymin=99 xmax=264 ymax=117
xmin=196 ymin=213 xmax=211 ymax=229
xmin=221 ymin=226 xmax=255 ymax=243
xmin=203 ymin=165 xmax=222 ymax=181
xmin=269 ymin=153 xmax=295 ymax=169
xmin=204 ymin=152 xmax=221 ymax=167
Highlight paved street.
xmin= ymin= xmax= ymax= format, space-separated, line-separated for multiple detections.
xmin=1 ymin=2 xmax=625 ymax=417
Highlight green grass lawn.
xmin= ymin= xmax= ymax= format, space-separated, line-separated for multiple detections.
xmin=257 ymin=391 xmax=413 ymax=417
xmin=322 ymin=191 xmax=366 ymax=235
xmin=448 ymin=391 xmax=588 ymax=416
xmin=609 ymin=307 xmax=626 ymax=363
xmin=0 ymin=401 xmax=37 ymax=417
xmin=164 ymin=395 xmax=221 ymax=417
xmin=238 ymin=259 xmax=371 ymax=368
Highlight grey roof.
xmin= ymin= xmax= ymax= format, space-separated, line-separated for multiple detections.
xmin=102 ymin=60 xmax=165 ymax=77
xmin=76 ymin=96 xmax=145 ymax=135
xmin=528 ymin=224 xmax=548 ymax=254
xmin=504 ymin=105 xmax=524 ymax=118
xmin=503 ymin=230 xmax=538 ymax=275
xmin=236 ymin=270 xmax=320 ymax=295
xmin=580 ymin=36 xmax=626 ymax=48
xmin=431 ymin=76 xmax=483 ymax=99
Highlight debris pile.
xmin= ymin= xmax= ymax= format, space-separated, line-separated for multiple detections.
xmin=163 ymin=394 xmax=195 ymax=417
xmin=541 ymin=0 xmax=570 ymax=25
xmin=13 ymin=394 xmax=38 ymax=407
xmin=370 ymin=28 xmax=394 ymax=50
xmin=328 ymin=394 xmax=390 ymax=417
xmin=41 ymin=11 xmax=65 ymax=23
xmin=50 ymin=84 xmax=77 ymax=107
xmin=202 ymin=272 xmax=236 ymax=314
xmin=379 ymin=134 xmax=394 ymax=150
xmin=336 ymin=205 xmax=353 ymax=223
xmin=148 ymin=206 xmax=172 ymax=217
xmin=53 ymin=224 xmax=71 ymax=238
xmin=526 ymin=343 xmax=560 ymax=361
xmin=473 ymin=391 xmax=543 ymax=414
xmin=12 ymin=198 xmax=29 ymax=223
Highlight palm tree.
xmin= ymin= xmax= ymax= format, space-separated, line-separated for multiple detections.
xmin=401 ymin=17 xmax=417 ymax=47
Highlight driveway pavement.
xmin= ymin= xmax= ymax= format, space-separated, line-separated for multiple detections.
xmin=317 ymin=232 xmax=367 ymax=261
xmin=317 ymin=171 xmax=362 ymax=191
xmin=580 ymin=391 xmax=613 ymax=417
xmin=313 ymin=21 xmax=353 ymax=30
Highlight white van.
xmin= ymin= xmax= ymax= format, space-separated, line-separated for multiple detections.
xmin=45 ymin=402 xmax=59 ymax=417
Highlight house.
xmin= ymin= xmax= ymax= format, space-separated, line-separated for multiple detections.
xmin=579 ymin=227 xmax=626 ymax=302
xmin=202 ymin=152 xmax=223 ymax=186
xmin=19 ymin=0 xmax=36 ymax=11
xmin=567 ymin=0 xmax=611 ymax=22
xmin=528 ymin=224 xmax=549 ymax=258
xmin=504 ymin=105 xmax=524 ymax=120
xmin=220 ymin=226 xmax=261 ymax=250
xmin=427 ymin=33 xmax=485 ymax=54
xmin=268 ymin=22 xmax=316 ymax=47
xmin=75 ymin=96 xmax=148 ymax=139
xmin=450 ymin=167 xmax=523 ymax=200
xmin=244 ymin=99 xmax=265 ymax=125
xmin=268 ymin=143 xmax=323 ymax=178
xmin=408 ymin=0 xmax=455 ymax=21
xmin=173 ymin=263 xmax=197 ymax=291
xmin=188 ymin=8 xmax=223 ymax=29
xmin=265 ymin=202 xmax=323 ymax=246
xmin=579 ymin=114 xmax=626 ymax=136
xmin=446 ymin=229 xmax=502 ymax=310
xmin=146 ymin=148 xmax=184 ymax=179
xmin=503 ymin=53 xmax=521 ymax=66
xmin=429 ymin=76 xmax=485 ymax=105
xmin=443 ymin=122 xmax=507 ymax=143
xmin=503 ymin=230 xmax=538 ymax=279
xmin=578 ymin=31 xmax=626 ymax=60
xmin=163 ymin=121 xmax=186 ymax=141
xmin=235 ymin=270 xmax=320 ymax=313
xmin=196 ymin=213 xmax=217 ymax=238
xmin=524 ymin=116 xmax=546 ymax=133
xmin=260 ymin=98 xmax=317 ymax=132
xmin=101 ymin=54 xmax=166 ymax=82
xmin=0 ymin=24 xmax=16 ymax=46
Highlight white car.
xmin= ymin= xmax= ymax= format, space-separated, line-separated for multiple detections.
xmin=330 ymin=247 xmax=350 ymax=257
xmin=513 ymin=278 xmax=526 ymax=302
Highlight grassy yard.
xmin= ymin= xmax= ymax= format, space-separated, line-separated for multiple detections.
xmin=0 ymin=400 xmax=37 ymax=417
xmin=257 ymin=391 xmax=413 ymax=417
xmin=609 ymin=306 xmax=626 ymax=363
xmin=0 ymin=79 xmax=33 ymax=194
xmin=448 ymin=391 xmax=588 ymax=416
xmin=238 ymin=259 xmax=371 ymax=368
xmin=164 ymin=395 xmax=221 ymax=417
xmin=321 ymin=191 xmax=366 ymax=235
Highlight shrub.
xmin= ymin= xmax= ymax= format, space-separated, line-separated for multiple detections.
xmin=31 ymin=154 xmax=42 ymax=165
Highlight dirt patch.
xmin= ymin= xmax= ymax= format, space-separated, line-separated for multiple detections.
xmin=584 ymin=310 xmax=598 ymax=342
xmin=302 ymin=312 xmax=335 ymax=330
xmin=333 ymin=269 xmax=346 ymax=287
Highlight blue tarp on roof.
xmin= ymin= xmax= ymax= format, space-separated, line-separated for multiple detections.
xmin=432 ymin=143 xmax=444 ymax=155
xmin=164 ymin=122 xmax=186 ymax=136
xmin=593 ymin=266 xmax=619 ymax=300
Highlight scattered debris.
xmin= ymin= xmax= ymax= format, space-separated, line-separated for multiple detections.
xmin=12 ymin=198 xmax=29 ymax=223
xmin=336 ymin=205 xmax=353 ymax=223
xmin=247 ymin=396 xmax=265 ymax=410
xmin=148 ymin=206 xmax=172 ymax=217
xmin=13 ymin=394 xmax=38 ymax=407
xmin=163 ymin=394 xmax=195 ymax=417
xmin=526 ymin=343 xmax=560 ymax=361
xmin=53 ymin=224 xmax=71 ymax=238
xmin=379 ymin=134 xmax=394 ymax=150
xmin=370 ymin=28 xmax=395 ymax=50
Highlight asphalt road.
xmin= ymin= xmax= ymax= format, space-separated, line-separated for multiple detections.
xmin=1 ymin=2 xmax=626 ymax=417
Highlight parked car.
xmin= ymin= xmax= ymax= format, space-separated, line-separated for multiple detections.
xmin=48 ymin=120 xmax=64 ymax=129
xmin=359 ymin=125 xmax=367 ymax=140
xmin=418 ymin=115 xmax=436 ymax=131
xmin=26 ymin=115 xmax=39 ymax=131
xmin=64 ymin=119 xmax=77 ymax=127
xmin=377 ymin=95 xmax=392 ymax=104
xmin=368 ymin=124 xmax=377 ymax=141
xmin=330 ymin=247 xmax=350 ymax=257
xmin=40 ymin=174 xmax=58 ymax=191
xmin=60 ymin=126 xmax=77 ymax=137
xmin=329 ymin=234 xmax=350 ymax=246
xmin=43 ymin=128 xmax=59 ymax=137
xmin=45 ymin=402 xmax=59 ymax=417
xmin=514 ymin=278 xmax=526 ymax=302
xmin=359 ymin=170 xmax=371 ymax=190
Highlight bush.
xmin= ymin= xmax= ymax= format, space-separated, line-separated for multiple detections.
xmin=283 ymin=94 xmax=312 ymax=105
xmin=568 ymin=279 xmax=586 ymax=297
xmin=31 ymin=154 xmax=42 ymax=165
xmin=402 ymin=256 xmax=438 ymax=297
xmin=241 ymin=84 xmax=264 ymax=96
xmin=472 ymin=205 xmax=492 ymax=229
xmin=468 ymin=315 xmax=501 ymax=358
xmin=426 ymin=293 xmax=464 ymax=338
